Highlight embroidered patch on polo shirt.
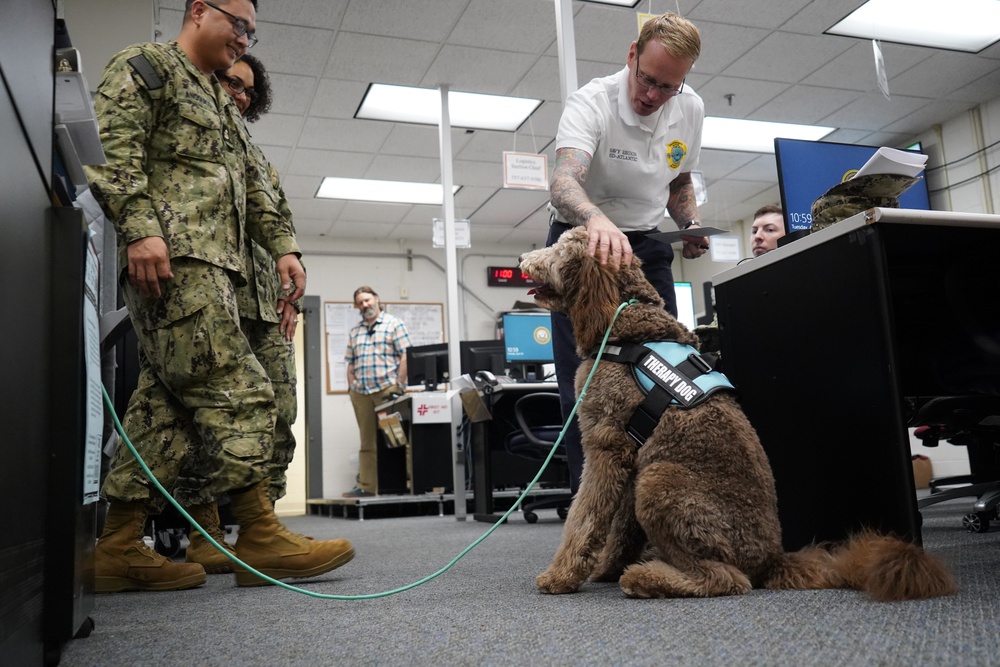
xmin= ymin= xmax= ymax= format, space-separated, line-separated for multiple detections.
xmin=666 ymin=140 xmax=687 ymax=169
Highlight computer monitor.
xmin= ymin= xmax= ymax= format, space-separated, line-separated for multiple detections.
xmin=459 ymin=339 xmax=506 ymax=377
xmin=774 ymin=138 xmax=931 ymax=234
xmin=501 ymin=311 xmax=553 ymax=382
xmin=673 ymin=281 xmax=696 ymax=330
xmin=406 ymin=343 xmax=450 ymax=390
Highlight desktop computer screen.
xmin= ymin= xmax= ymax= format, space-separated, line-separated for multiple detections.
xmin=774 ymin=138 xmax=930 ymax=233
xmin=459 ymin=339 xmax=506 ymax=376
xmin=501 ymin=311 xmax=553 ymax=381
xmin=673 ymin=281 xmax=696 ymax=330
xmin=405 ymin=343 xmax=450 ymax=390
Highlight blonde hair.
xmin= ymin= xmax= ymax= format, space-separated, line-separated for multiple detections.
xmin=637 ymin=12 xmax=701 ymax=62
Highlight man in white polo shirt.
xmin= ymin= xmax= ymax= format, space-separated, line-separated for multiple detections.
xmin=544 ymin=12 xmax=709 ymax=494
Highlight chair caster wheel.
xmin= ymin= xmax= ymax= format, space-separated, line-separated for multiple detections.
xmin=557 ymin=506 xmax=569 ymax=520
xmin=524 ymin=510 xmax=538 ymax=524
xmin=154 ymin=529 xmax=183 ymax=557
xmin=962 ymin=512 xmax=991 ymax=533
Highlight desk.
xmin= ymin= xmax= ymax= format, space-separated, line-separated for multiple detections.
xmin=374 ymin=392 xmax=456 ymax=496
xmin=714 ymin=208 xmax=1000 ymax=550
xmin=470 ymin=381 xmax=564 ymax=522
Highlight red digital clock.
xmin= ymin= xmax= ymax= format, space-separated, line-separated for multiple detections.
xmin=487 ymin=266 xmax=539 ymax=287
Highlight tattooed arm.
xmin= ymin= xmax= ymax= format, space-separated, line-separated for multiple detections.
xmin=668 ymin=172 xmax=708 ymax=259
xmin=551 ymin=147 xmax=633 ymax=267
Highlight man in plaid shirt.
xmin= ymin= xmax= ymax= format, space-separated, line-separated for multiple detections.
xmin=343 ymin=286 xmax=413 ymax=496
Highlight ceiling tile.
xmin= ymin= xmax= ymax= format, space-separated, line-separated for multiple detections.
xmin=255 ymin=0 xmax=350 ymax=30
xmin=249 ymin=112 xmax=305 ymax=147
xmin=340 ymin=0 xmax=464 ymax=42
xmin=286 ymin=148 xmax=373 ymax=178
xmin=720 ymin=32 xmax=853 ymax=84
xmin=307 ymin=79 xmax=370 ymax=120
xmin=819 ymin=93 xmax=932 ymax=133
xmin=299 ymin=117 xmax=393 ymax=152
xmin=293 ymin=217 xmax=336 ymax=237
xmin=470 ymin=188 xmax=550 ymax=226
xmin=420 ymin=45 xmax=538 ymax=95
xmin=449 ymin=0 xmax=558 ymax=54
xmin=688 ymin=21 xmax=772 ymax=75
xmin=322 ymin=32 xmax=439 ymax=85
xmin=339 ymin=200 xmax=411 ymax=223
xmin=749 ymin=84 xmax=860 ymax=124
xmin=286 ymin=196 xmax=347 ymax=220
xmin=693 ymin=77 xmax=791 ymax=120
xmin=804 ymin=41 xmax=931 ymax=92
xmin=379 ymin=125 xmax=475 ymax=159
xmin=266 ymin=73 xmax=319 ymax=116
xmin=889 ymin=51 xmax=999 ymax=100
xmin=250 ymin=23 xmax=335 ymax=77
xmin=689 ymin=0 xmax=809 ymax=30
xmin=364 ymin=154 xmax=441 ymax=182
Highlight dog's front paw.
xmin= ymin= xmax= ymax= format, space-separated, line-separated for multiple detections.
xmin=536 ymin=568 xmax=582 ymax=594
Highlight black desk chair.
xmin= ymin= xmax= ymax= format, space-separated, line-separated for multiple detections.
xmin=911 ymin=395 xmax=1000 ymax=532
xmin=504 ymin=393 xmax=573 ymax=523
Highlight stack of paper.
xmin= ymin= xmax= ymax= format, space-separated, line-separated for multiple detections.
xmin=853 ymin=147 xmax=928 ymax=179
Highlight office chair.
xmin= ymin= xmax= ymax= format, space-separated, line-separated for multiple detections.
xmin=503 ymin=393 xmax=573 ymax=523
xmin=911 ymin=395 xmax=1000 ymax=533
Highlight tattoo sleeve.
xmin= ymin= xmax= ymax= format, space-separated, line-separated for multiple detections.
xmin=667 ymin=172 xmax=698 ymax=227
xmin=550 ymin=147 xmax=604 ymax=226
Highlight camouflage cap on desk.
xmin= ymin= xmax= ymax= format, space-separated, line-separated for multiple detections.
xmin=810 ymin=173 xmax=922 ymax=232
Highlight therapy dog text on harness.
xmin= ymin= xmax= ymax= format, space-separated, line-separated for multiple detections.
xmin=592 ymin=341 xmax=735 ymax=446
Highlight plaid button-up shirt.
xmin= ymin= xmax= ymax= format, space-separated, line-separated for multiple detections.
xmin=345 ymin=311 xmax=412 ymax=394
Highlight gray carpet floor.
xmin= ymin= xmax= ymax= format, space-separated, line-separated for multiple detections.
xmin=59 ymin=497 xmax=1000 ymax=667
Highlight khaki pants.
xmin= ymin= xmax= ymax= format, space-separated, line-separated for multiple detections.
xmin=349 ymin=385 xmax=402 ymax=493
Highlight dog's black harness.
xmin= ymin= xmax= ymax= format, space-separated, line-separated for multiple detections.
xmin=591 ymin=341 xmax=735 ymax=446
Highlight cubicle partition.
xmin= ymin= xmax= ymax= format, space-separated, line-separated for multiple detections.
xmin=714 ymin=208 xmax=1000 ymax=550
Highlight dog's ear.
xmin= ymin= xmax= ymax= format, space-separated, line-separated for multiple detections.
xmin=568 ymin=252 xmax=620 ymax=351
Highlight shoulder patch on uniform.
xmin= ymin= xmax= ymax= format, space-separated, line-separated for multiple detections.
xmin=127 ymin=54 xmax=163 ymax=90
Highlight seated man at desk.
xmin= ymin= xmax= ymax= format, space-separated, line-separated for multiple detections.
xmin=343 ymin=285 xmax=412 ymax=497
xmin=750 ymin=204 xmax=786 ymax=257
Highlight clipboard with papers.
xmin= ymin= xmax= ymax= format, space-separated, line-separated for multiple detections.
xmin=648 ymin=226 xmax=729 ymax=244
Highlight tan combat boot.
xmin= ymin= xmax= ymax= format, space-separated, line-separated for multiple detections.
xmin=95 ymin=501 xmax=207 ymax=593
xmin=185 ymin=501 xmax=237 ymax=574
xmin=229 ymin=479 xmax=355 ymax=587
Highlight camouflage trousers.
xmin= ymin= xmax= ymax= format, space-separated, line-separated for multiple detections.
xmin=174 ymin=316 xmax=297 ymax=505
xmin=102 ymin=258 xmax=276 ymax=514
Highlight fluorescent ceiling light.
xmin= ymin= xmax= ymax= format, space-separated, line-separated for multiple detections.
xmin=826 ymin=0 xmax=1000 ymax=53
xmin=316 ymin=177 xmax=460 ymax=205
xmin=356 ymin=84 xmax=542 ymax=132
xmin=702 ymin=117 xmax=835 ymax=153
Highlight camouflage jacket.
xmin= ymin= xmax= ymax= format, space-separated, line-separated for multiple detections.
xmin=237 ymin=143 xmax=303 ymax=323
xmin=84 ymin=41 xmax=299 ymax=282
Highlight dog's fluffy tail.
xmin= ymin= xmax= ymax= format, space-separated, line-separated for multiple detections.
xmin=764 ymin=530 xmax=955 ymax=601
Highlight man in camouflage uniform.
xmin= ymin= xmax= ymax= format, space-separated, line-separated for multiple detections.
xmin=172 ymin=52 xmax=303 ymax=574
xmin=85 ymin=0 xmax=353 ymax=592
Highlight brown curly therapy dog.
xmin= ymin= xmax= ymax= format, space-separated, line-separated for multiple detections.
xmin=518 ymin=226 xmax=954 ymax=601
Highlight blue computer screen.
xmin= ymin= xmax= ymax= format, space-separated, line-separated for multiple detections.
xmin=775 ymin=138 xmax=931 ymax=233
xmin=501 ymin=311 xmax=553 ymax=364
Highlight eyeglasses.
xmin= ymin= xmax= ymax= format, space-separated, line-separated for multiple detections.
xmin=634 ymin=53 xmax=684 ymax=97
xmin=218 ymin=73 xmax=257 ymax=101
xmin=204 ymin=1 xmax=258 ymax=48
